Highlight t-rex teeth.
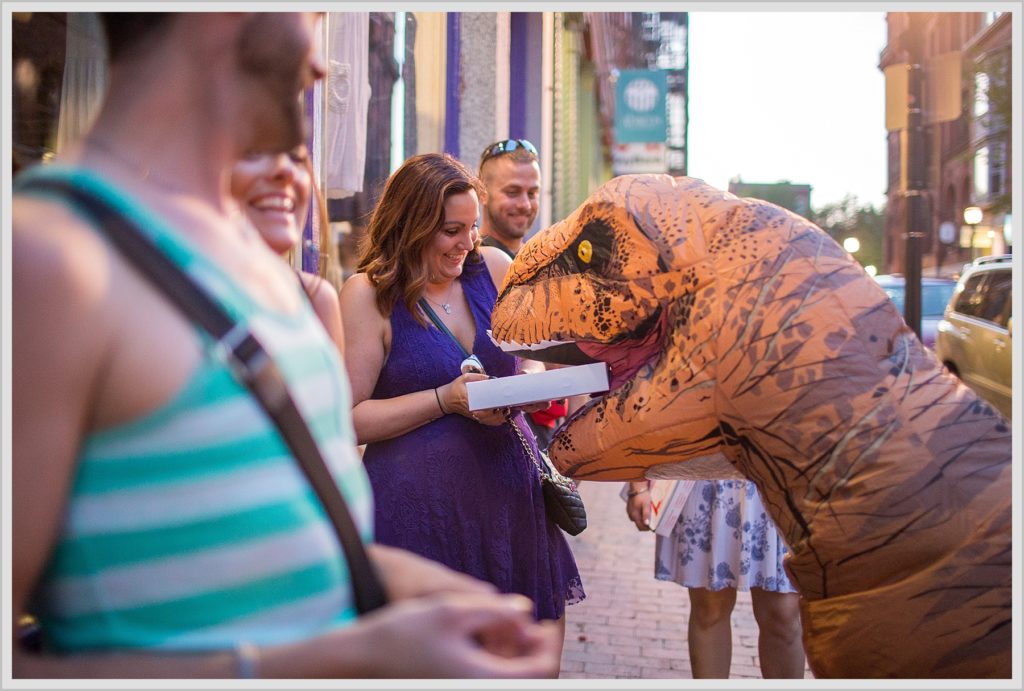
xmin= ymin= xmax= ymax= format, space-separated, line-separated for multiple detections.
xmin=486 ymin=330 xmax=572 ymax=352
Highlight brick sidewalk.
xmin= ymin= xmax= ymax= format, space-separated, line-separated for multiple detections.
xmin=558 ymin=480 xmax=814 ymax=680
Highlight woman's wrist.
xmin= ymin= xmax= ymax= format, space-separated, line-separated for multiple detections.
xmin=433 ymin=386 xmax=448 ymax=416
xmin=255 ymin=625 xmax=373 ymax=679
xmin=626 ymin=480 xmax=649 ymax=498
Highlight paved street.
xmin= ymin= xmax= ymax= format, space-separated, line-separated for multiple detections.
xmin=559 ymin=480 xmax=814 ymax=680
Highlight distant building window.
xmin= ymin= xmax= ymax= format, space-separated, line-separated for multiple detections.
xmin=973 ymin=145 xmax=989 ymax=199
xmin=989 ymin=140 xmax=1006 ymax=198
xmin=973 ymin=72 xmax=989 ymax=117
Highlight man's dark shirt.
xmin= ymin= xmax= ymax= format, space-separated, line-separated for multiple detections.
xmin=481 ymin=234 xmax=516 ymax=259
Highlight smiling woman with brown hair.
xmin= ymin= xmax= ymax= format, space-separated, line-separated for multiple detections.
xmin=340 ymin=153 xmax=585 ymax=674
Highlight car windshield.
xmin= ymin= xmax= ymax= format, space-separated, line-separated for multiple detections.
xmin=883 ymin=284 xmax=956 ymax=317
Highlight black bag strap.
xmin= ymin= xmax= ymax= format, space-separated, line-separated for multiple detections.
xmin=418 ymin=298 xmax=470 ymax=359
xmin=20 ymin=177 xmax=388 ymax=616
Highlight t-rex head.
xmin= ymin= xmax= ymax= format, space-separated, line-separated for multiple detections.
xmin=492 ymin=175 xmax=740 ymax=480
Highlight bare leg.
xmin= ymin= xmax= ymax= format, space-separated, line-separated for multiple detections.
xmin=750 ymin=588 xmax=805 ymax=678
xmin=687 ymin=587 xmax=737 ymax=678
xmin=550 ymin=616 xmax=567 ymax=678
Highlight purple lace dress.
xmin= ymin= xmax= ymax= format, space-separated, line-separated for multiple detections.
xmin=362 ymin=257 xmax=585 ymax=620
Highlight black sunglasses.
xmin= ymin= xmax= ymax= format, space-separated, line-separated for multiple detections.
xmin=480 ymin=139 xmax=538 ymax=163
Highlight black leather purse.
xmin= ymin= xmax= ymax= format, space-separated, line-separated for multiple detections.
xmin=418 ymin=299 xmax=587 ymax=536
xmin=505 ymin=413 xmax=588 ymax=536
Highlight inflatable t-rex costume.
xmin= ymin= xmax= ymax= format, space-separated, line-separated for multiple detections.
xmin=490 ymin=175 xmax=1011 ymax=678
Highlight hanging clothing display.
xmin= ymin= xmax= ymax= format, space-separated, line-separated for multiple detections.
xmin=325 ymin=12 xmax=370 ymax=199
xmin=56 ymin=12 xmax=107 ymax=153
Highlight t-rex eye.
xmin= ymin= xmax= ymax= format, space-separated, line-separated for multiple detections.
xmin=577 ymin=240 xmax=593 ymax=264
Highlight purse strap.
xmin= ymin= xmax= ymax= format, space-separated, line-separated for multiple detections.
xmin=418 ymin=298 xmax=558 ymax=484
xmin=20 ymin=177 xmax=388 ymax=616
xmin=418 ymin=298 xmax=470 ymax=359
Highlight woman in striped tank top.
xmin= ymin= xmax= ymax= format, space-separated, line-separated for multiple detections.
xmin=12 ymin=11 xmax=560 ymax=679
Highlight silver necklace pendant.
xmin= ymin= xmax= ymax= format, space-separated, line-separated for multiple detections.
xmin=441 ymin=303 xmax=452 ymax=314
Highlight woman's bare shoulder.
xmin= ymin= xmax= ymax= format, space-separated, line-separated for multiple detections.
xmin=340 ymin=271 xmax=376 ymax=300
xmin=340 ymin=272 xmax=387 ymax=321
xmin=300 ymin=272 xmax=340 ymax=310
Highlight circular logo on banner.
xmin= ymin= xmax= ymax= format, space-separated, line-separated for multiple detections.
xmin=624 ymin=78 xmax=658 ymax=112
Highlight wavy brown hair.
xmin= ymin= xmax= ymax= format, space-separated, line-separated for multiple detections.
xmin=304 ymin=155 xmax=333 ymax=281
xmin=358 ymin=153 xmax=482 ymax=323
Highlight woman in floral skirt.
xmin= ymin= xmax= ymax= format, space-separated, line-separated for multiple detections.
xmin=626 ymin=478 xmax=805 ymax=678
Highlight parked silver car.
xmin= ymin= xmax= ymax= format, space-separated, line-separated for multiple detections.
xmin=935 ymin=255 xmax=1013 ymax=419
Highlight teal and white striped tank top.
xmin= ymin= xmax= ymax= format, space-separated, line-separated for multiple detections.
xmin=16 ymin=166 xmax=373 ymax=652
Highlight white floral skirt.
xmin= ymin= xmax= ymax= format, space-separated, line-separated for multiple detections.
xmin=654 ymin=479 xmax=796 ymax=593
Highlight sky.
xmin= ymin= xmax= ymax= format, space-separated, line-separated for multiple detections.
xmin=686 ymin=11 xmax=889 ymax=211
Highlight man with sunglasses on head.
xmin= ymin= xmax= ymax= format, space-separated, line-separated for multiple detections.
xmin=478 ymin=139 xmax=541 ymax=258
xmin=477 ymin=139 xmax=569 ymax=450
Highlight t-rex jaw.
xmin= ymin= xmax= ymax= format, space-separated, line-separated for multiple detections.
xmin=491 ymin=306 xmax=669 ymax=453
xmin=491 ymin=306 xmax=666 ymax=388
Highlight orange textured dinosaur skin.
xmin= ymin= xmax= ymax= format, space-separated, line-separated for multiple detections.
xmin=491 ymin=175 xmax=1011 ymax=678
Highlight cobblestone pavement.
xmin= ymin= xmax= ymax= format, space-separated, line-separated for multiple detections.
xmin=559 ymin=480 xmax=814 ymax=680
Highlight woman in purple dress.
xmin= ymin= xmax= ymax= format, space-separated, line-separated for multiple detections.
xmin=339 ymin=153 xmax=584 ymax=668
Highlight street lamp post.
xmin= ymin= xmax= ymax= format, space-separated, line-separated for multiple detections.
xmin=964 ymin=206 xmax=983 ymax=262
xmin=901 ymin=14 xmax=926 ymax=342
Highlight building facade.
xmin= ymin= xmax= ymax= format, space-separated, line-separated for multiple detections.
xmin=11 ymin=11 xmax=690 ymax=280
xmin=727 ymin=179 xmax=812 ymax=217
xmin=878 ymin=11 xmax=1012 ymax=278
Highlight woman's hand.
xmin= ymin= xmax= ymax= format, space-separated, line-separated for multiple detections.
xmin=438 ymin=373 xmax=511 ymax=426
xmin=515 ymin=400 xmax=551 ymax=415
xmin=337 ymin=593 xmax=561 ymax=678
xmin=625 ymin=481 xmax=652 ymax=531
xmin=473 ymin=407 xmax=511 ymax=426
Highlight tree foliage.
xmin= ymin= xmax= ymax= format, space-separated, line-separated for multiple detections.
xmin=810 ymin=196 xmax=886 ymax=273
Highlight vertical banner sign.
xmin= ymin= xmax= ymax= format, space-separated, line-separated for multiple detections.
xmin=614 ymin=69 xmax=668 ymax=174
xmin=615 ymin=69 xmax=668 ymax=142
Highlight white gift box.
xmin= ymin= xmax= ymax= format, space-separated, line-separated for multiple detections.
xmin=465 ymin=362 xmax=610 ymax=411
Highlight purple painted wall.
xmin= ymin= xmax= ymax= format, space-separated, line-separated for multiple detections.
xmin=509 ymin=13 xmax=528 ymax=139
xmin=302 ymin=87 xmax=317 ymax=273
xmin=444 ymin=13 xmax=461 ymax=158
